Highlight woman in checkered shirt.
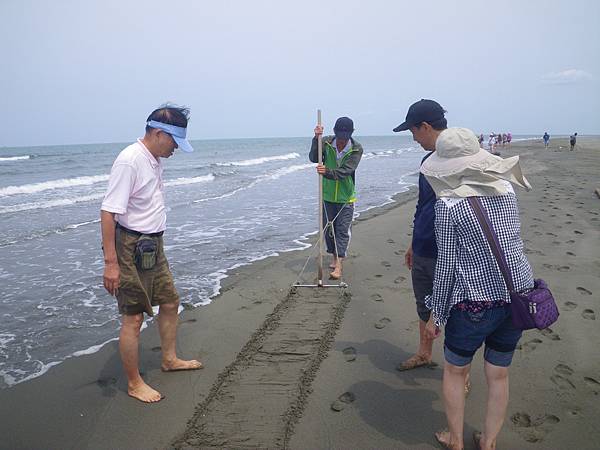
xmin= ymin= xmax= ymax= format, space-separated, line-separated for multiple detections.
xmin=418 ymin=128 xmax=532 ymax=450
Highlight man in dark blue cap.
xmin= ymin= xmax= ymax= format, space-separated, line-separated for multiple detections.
xmin=310 ymin=117 xmax=363 ymax=279
xmin=393 ymin=99 xmax=448 ymax=371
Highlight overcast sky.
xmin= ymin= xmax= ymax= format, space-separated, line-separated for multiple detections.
xmin=1 ymin=0 xmax=598 ymax=147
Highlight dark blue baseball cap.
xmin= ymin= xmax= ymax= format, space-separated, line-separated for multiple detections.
xmin=333 ymin=117 xmax=354 ymax=140
xmin=393 ymin=99 xmax=446 ymax=132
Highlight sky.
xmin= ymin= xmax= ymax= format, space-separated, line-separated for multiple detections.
xmin=1 ymin=0 xmax=599 ymax=147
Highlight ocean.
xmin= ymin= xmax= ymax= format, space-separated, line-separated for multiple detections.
xmin=0 ymin=134 xmax=538 ymax=387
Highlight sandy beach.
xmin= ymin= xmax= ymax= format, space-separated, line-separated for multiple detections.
xmin=1 ymin=138 xmax=598 ymax=450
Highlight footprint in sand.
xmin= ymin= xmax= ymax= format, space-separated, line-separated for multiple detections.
xmin=374 ymin=274 xmax=383 ymax=278
xmin=566 ymin=239 xmax=576 ymax=244
xmin=562 ymin=301 xmax=578 ymax=311
xmin=181 ymin=318 xmax=198 ymax=325
xmin=550 ymin=374 xmax=576 ymax=390
xmin=151 ymin=346 xmax=162 ymax=352
xmin=331 ymin=391 xmax=356 ymax=412
xmin=582 ymin=309 xmax=596 ymax=320
xmin=566 ymin=251 xmax=576 ymax=256
xmin=394 ymin=250 xmax=403 ymax=256
xmin=565 ymin=221 xmax=573 ymax=225
xmin=554 ymin=364 xmax=574 ymax=376
xmin=584 ymin=377 xmax=600 ymax=394
xmin=96 ymin=377 xmax=117 ymax=388
xmin=387 ymin=238 xmax=395 ymax=243
xmin=566 ymin=213 xmax=573 ymax=217
xmin=533 ymin=231 xmax=543 ymax=236
xmin=518 ymin=338 xmax=543 ymax=352
xmin=342 ymin=347 xmax=357 ymax=362
xmin=525 ymin=247 xmax=545 ymax=256
xmin=577 ymin=287 xmax=592 ymax=295
xmin=374 ymin=317 xmax=391 ymax=329
xmin=546 ymin=232 xmax=557 ymax=237
xmin=539 ymin=328 xmax=561 ymax=341
xmin=511 ymin=412 xmax=561 ymax=443
xmin=394 ymin=275 xmax=406 ymax=284
xmin=574 ymin=230 xmax=584 ymax=235
xmin=381 ymin=261 xmax=392 ymax=268
xmin=371 ymin=293 xmax=384 ymax=302
xmin=96 ymin=377 xmax=118 ymax=397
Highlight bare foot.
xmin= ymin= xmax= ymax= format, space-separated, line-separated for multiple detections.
xmin=329 ymin=258 xmax=337 ymax=269
xmin=435 ymin=429 xmax=463 ymax=450
xmin=396 ymin=353 xmax=435 ymax=371
xmin=161 ymin=358 xmax=203 ymax=372
xmin=128 ymin=381 xmax=163 ymax=403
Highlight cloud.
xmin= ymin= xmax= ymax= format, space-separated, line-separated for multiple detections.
xmin=541 ymin=69 xmax=593 ymax=85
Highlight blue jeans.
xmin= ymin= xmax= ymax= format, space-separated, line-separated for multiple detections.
xmin=444 ymin=305 xmax=522 ymax=367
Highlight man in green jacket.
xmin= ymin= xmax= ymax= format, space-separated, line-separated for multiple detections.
xmin=309 ymin=117 xmax=363 ymax=279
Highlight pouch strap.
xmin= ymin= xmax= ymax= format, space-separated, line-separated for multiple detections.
xmin=116 ymin=222 xmax=163 ymax=237
xmin=467 ymin=197 xmax=516 ymax=293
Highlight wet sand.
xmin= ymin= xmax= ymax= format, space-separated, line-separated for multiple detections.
xmin=0 ymin=138 xmax=598 ymax=449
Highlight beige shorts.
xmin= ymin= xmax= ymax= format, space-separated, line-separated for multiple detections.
xmin=115 ymin=227 xmax=179 ymax=316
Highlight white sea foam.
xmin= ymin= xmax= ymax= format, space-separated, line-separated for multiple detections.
xmin=260 ymin=163 xmax=313 ymax=180
xmin=0 ymin=155 xmax=30 ymax=162
xmin=193 ymin=163 xmax=312 ymax=204
xmin=0 ymin=174 xmax=109 ymax=197
xmin=0 ymin=175 xmax=215 ymax=215
xmin=65 ymin=219 xmax=101 ymax=229
xmin=0 ymin=193 xmax=105 ymax=214
xmin=216 ymin=152 xmax=300 ymax=167
xmin=164 ymin=173 xmax=215 ymax=186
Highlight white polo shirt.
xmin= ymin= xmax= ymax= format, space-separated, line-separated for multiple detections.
xmin=101 ymin=139 xmax=166 ymax=233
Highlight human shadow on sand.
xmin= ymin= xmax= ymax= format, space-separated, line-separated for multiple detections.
xmin=347 ymin=379 xmax=452 ymax=447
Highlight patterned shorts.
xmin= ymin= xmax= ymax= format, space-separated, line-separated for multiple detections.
xmin=115 ymin=228 xmax=179 ymax=316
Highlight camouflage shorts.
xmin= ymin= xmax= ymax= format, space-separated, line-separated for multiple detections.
xmin=115 ymin=227 xmax=179 ymax=316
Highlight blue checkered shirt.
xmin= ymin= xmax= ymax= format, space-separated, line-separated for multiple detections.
xmin=425 ymin=189 xmax=534 ymax=326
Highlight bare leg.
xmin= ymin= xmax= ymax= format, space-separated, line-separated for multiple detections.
xmin=397 ymin=320 xmax=434 ymax=370
xmin=158 ymin=302 xmax=203 ymax=371
xmin=330 ymin=257 xmax=343 ymax=279
xmin=329 ymin=255 xmax=338 ymax=269
xmin=480 ymin=361 xmax=510 ymax=450
xmin=120 ymin=313 xmax=162 ymax=402
xmin=417 ymin=319 xmax=434 ymax=358
xmin=437 ymin=362 xmax=470 ymax=450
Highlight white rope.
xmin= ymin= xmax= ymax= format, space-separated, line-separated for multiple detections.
xmin=293 ymin=201 xmax=349 ymax=284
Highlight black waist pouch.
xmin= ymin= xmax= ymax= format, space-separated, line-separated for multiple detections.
xmin=134 ymin=236 xmax=158 ymax=271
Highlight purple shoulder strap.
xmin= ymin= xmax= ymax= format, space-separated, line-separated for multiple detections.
xmin=467 ymin=197 xmax=516 ymax=293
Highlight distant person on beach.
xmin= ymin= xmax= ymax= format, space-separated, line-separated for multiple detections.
xmin=420 ymin=127 xmax=532 ymax=450
xmin=310 ymin=117 xmax=363 ymax=280
xmin=570 ymin=132 xmax=577 ymax=151
xmin=100 ymin=104 xmax=202 ymax=403
xmin=478 ymin=133 xmax=484 ymax=146
xmin=487 ymin=133 xmax=496 ymax=153
xmin=506 ymin=132 xmax=512 ymax=146
xmin=543 ymin=132 xmax=550 ymax=149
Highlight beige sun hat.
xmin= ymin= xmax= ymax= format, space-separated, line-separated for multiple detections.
xmin=420 ymin=127 xmax=531 ymax=197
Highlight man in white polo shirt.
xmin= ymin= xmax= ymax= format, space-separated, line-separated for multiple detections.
xmin=101 ymin=104 xmax=202 ymax=403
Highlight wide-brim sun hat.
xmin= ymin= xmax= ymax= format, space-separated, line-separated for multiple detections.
xmin=420 ymin=127 xmax=531 ymax=198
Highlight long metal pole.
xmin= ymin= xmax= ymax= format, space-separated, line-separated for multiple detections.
xmin=317 ymin=109 xmax=324 ymax=287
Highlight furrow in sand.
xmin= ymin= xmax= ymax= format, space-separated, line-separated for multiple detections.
xmin=171 ymin=287 xmax=351 ymax=449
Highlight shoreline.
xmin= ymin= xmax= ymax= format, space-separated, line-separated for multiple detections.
xmin=1 ymin=137 xmax=598 ymax=449
xmin=0 ymin=174 xmax=417 ymax=390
